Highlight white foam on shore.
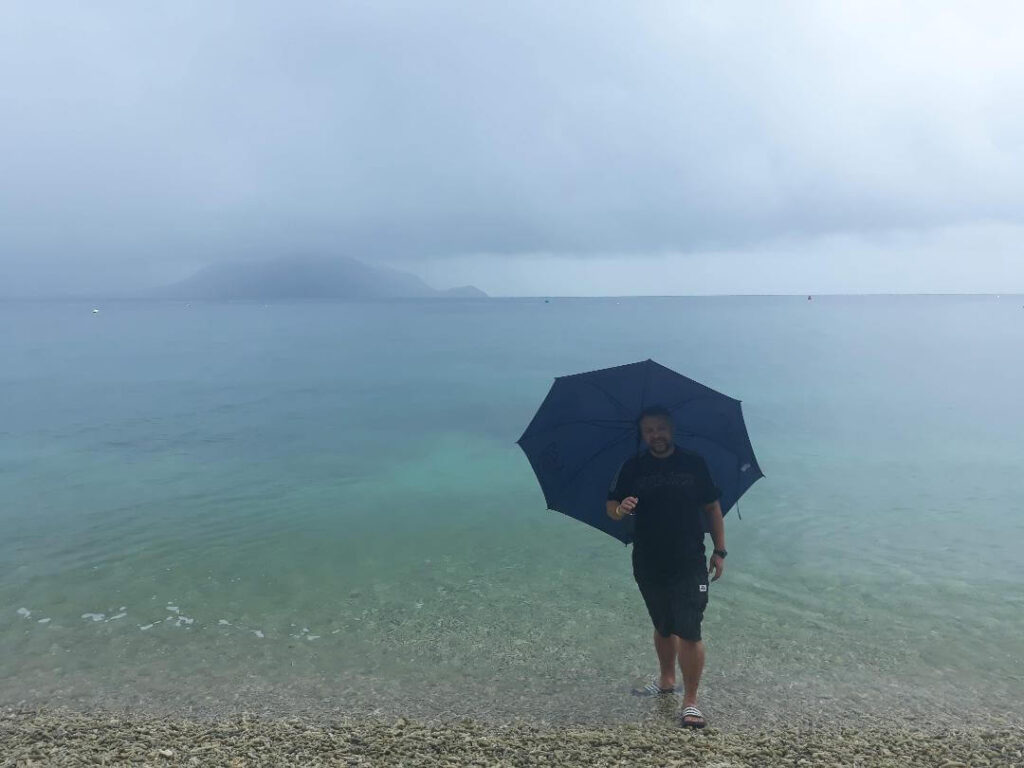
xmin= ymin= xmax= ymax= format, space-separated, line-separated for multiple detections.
xmin=166 ymin=605 xmax=180 ymax=613
xmin=38 ymin=618 xmax=51 ymax=624
xmin=82 ymin=613 xmax=105 ymax=622
xmin=218 ymin=619 xmax=231 ymax=626
xmin=106 ymin=613 xmax=127 ymax=621
xmin=138 ymin=620 xmax=163 ymax=631
xmin=17 ymin=608 xmax=32 ymax=618
xmin=306 ymin=635 xmax=320 ymax=641
xmin=253 ymin=630 xmax=264 ymax=638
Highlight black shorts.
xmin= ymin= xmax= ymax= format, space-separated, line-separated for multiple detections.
xmin=634 ymin=562 xmax=709 ymax=641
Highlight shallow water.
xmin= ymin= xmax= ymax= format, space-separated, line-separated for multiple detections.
xmin=1 ymin=296 xmax=1023 ymax=724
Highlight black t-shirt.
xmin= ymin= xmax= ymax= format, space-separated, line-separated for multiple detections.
xmin=607 ymin=446 xmax=721 ymax=578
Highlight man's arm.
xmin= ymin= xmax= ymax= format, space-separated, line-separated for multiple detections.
xmin=705 ymin=500 xmax=725 ymax=552
xmin=606 ymin=499 xmax=622 ymax=520
xmin=706 ymin=500 xmax=726 ymax=581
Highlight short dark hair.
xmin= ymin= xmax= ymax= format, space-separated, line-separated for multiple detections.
xmin=637 ymin=405 xmax=672 ymax=427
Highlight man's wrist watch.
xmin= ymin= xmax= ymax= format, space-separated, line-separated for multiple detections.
xmin=713 ymin=549 xmax=727 ymax=559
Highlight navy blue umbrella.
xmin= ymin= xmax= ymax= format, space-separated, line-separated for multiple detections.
xmin=516 ymin=359 xmax=763 ymax=544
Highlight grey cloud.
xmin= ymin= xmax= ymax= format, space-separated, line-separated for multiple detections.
xmin=1 ymin=1 xmax=1023 ymax=294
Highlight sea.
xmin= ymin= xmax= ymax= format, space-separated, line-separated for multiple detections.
xmin=1 ymin=295 xmax=1022 ymax=726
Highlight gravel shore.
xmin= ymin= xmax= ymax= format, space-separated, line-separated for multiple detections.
xmin=3 ymin=707 xmax=1022 ymax=767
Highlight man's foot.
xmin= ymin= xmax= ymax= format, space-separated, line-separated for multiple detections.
xmin=631 ymin=676 xmax=680 ymax=696
xmin=681 ymin=705 xmax=707 ymax=729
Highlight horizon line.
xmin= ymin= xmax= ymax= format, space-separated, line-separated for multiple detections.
xmin=3 ymin=291 xmax=1024 ymax=301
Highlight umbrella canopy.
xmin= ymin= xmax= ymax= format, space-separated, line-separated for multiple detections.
xmin=516 ymin=359 xmax=763 ymax=544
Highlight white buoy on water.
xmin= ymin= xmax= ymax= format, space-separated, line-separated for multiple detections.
xmin=92 ymin=308 xmax=100 ymax=313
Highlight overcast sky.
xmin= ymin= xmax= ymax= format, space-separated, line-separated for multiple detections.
xmin=2 ymin=1 xmax=1023 ymax=296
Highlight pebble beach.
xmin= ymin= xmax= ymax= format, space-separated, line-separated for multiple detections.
xmin=3 ymin=707 xmax=1023 ymax=767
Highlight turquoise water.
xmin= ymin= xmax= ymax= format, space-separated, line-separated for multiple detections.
xmin=1 ymin=296 xmax=1023 ymax=725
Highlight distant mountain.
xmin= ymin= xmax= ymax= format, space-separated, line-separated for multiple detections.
xmin=152 ymin=255 xmax=487 ymax=300
xmin=438 ymin=285 xmax=488 ymax=298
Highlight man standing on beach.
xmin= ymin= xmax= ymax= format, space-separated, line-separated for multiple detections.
xmin=606 ymin=405 xmax=727 ymax=729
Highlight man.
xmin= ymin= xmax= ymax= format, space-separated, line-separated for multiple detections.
xmin=606 ymin=405 xmax=727 ymax=729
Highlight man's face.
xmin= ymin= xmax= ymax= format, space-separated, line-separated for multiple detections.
xmin=640 ymin=415 xmax=673 ymax=452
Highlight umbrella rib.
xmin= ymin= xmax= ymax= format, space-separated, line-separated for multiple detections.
xmin=665 ymin=394 xmax=740 ymax=411
xmin=675 ymin=431 xmax=745 ymax=462
xmin=585 ymin=381 xmax=634 ymax=419
xmin=641 ymin=360 xmax=651 ymax=409
xmin=554 ymin=430 xmax=636 ymax=502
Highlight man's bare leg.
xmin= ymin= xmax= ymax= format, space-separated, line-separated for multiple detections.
xmin=654 ymin=630 xmax=678 ymax=689
xmin=677 ymin=639 xmax=705 ymax=711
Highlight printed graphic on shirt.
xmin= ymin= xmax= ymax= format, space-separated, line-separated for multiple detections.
xmin=635 ymin=472 xmax=696 ymax=491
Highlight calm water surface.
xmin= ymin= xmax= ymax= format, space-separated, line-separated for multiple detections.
xmin=1 ymin=296 xmax=1022 ymax=725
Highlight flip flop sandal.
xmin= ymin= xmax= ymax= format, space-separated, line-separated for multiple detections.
xmin=681 ymin=706 xmax=707 ymax=729
xmin=631 ymin=677 xmax=681 ymax=697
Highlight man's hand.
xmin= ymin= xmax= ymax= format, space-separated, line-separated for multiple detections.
xmin=607 ymin=496 xmax=638 ymax=520
xmin=617 ymin=496 xmax=638 ymax=519
xmin=708 ymin=553 xmax=724 ymax=582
